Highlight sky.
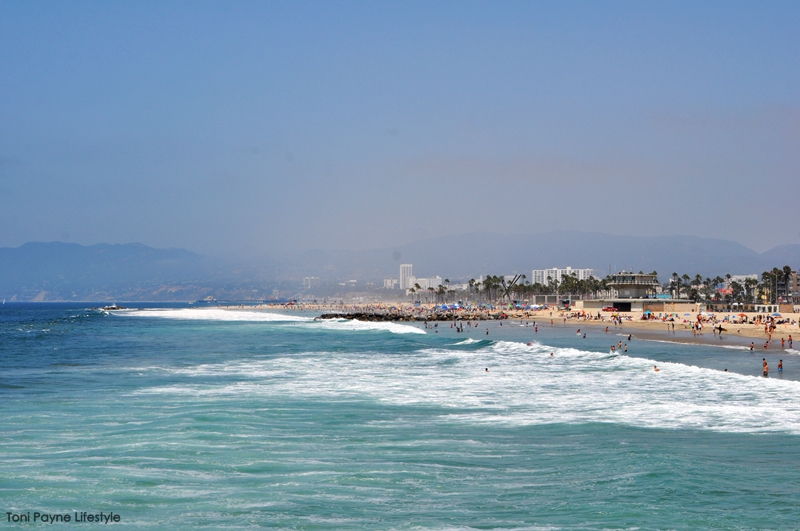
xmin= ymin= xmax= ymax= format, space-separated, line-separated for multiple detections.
xmin=1 ymin=1 xmax=798 ymax=257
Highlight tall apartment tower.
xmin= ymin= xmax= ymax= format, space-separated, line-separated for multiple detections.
xmin=399 ymin=264 xmax=414 ymax=290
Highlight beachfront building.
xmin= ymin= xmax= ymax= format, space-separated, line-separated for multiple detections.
xmin=405 ymin=276 xmax=443 ymax=291
xmin=608 ymin=272 xmax=659 ymax=298
xmin=399 ymin=264 xmax=414 ymax=290
xmin=531 ymin=267 xmax=594 ymax=285
xmin=383 ymin=278 xmax=399 ymax=289
xmin=776 ymin=270 xmax=798 ymax=303
xmin=571 ymin=271 xmax=701 ymax=312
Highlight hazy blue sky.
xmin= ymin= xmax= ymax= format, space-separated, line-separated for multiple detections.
xmin=1 ymin=1 xmax=798 ymax=257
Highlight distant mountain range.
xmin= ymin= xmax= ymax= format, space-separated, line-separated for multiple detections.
xmin=1 ymin=233 xmax=799 ymax=301
xmin=0 ymin=242 xmax=276 ymax=302
xmin=286 ymin=231 xmax=800 ymax=282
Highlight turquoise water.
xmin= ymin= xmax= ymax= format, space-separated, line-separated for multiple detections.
xmin=2 ymin=304 xmax=799 ymax=529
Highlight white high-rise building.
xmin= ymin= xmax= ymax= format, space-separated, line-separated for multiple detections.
xmin=399 ymin=264 xmax=414 ymax=290
xmin=531 ymin=267 xmax=594 ymax=285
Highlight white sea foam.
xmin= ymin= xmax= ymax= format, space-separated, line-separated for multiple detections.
xmin=133 ymin=339 xmax=800 ymax=435
xmin=119 ymin=308 xmax=311 ymax=322
xmin=454 ymin=338 xmax=483 ymax=345
xmin=117 ymin=308 xmax=425 ymax=334
xmin=311 ymin=318 xmax=425 ymax=335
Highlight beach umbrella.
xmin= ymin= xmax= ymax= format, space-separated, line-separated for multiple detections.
xmin=772 ymin=313 xmax=782 ymax=317
xmin=737 ymin=313 xmax=747 ymax=317
xmin=683 ymin=313 xmax=691 ymax=316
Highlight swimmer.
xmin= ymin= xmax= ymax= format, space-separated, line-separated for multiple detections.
xmin=763 ymin=360 xmax=769 ymax=377
xmin=750 ymin=342 xmax=754 ymax=351
xmin=576 ymin=329 xmax=581 ymax=335
xmin=654 ymin=366 xmax=660 ymax=372
xmin=550 ymin=352 xmax=554 ymax=357
xmin=724 ymin=368 xmax=728 ymax=372
xmin=486 ymin=328 xmax=489 ymax=335
xmin=778 ymin=360 xmax=783 ymax=372
xmin=624 ymin=343 xmax=628 ymax=352
xmin=628 ymin=334 xmax=631 ymax=341
xmin=605 ymin=326 xmax=609 ymax=333
xmin=485 ymin=368 xmax=489 ymax=372
xmin=583 ymin=333 xmax=586 ymax=338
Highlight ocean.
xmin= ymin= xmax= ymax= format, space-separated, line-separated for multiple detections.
xmin=2 ymin=303 xmax=799 ymax=529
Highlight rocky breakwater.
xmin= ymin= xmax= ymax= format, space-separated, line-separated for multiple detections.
xmin=316 ymin=311 xmax=508 ymax=322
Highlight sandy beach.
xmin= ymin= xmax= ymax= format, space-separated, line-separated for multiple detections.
xmin=225 ymin=301 xmax=799 ymax=350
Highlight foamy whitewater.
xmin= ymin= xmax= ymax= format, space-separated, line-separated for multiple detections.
xmin=2 ymin=303 xmax=799 ymax=529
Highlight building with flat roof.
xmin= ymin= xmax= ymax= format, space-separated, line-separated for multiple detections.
xmin=531 ymin=267 xmax=594 ymax=285
xmin=607 ymin=272 xmax=659 ymax=299
xmin=399 ymin=264 xmax=413 ymax=290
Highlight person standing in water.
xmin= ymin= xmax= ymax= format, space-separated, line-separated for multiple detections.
xmin=763 ymin=360 xmax=769 ymax=377
xmin=778 ymin=360 xmax=783 ymax=372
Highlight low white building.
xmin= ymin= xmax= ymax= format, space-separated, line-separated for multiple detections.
xmin=405 ymin=276 xmax=443 ymax=291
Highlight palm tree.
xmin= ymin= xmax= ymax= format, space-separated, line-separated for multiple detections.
xmin=436 ymin=285 xmax=447 ymax=303
xmin=783 ymin=265 xmax=794 ymax=302
xmin=744 ymin=277 xmax=758 ymax=303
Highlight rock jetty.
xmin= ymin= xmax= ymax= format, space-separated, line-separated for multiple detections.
xmin=317 ymin=311 xmax=509 ymax=322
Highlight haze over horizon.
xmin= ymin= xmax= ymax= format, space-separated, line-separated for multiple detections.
xmin=1 ymin=1 xmax=798 ymax=258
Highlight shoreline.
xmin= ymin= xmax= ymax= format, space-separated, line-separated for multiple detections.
xmin=216 ymin=302 xmax=799 ymax=352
